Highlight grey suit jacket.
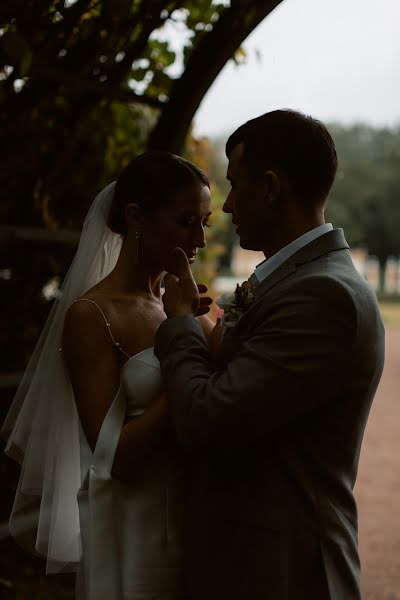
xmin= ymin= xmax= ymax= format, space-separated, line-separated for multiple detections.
xmin=154 ymin=229 xmax=385 ymax=600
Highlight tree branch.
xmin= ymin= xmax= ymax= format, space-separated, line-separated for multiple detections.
xmin=31 ymin=65 xmax=166 ymax=108
xmin=148 ymin=0 xmax=284 ymax=153
xmin=106 ymin=0 xmax=185 ymax=86
xmin=0 ymin=225 xmax=80 ymax=244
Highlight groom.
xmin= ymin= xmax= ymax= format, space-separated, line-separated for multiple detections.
xmin=154 ymin=109 xmax=385 ymax=599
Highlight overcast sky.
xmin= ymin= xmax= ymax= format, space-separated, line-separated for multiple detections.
xmin=193 ymin=0 xmax=400 ymax=137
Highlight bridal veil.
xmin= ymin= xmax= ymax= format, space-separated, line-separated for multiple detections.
xmin=1 ymin=182 xmax=122 ymax=572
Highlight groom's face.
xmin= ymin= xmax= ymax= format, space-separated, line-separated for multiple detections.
xmin=224 ymin=142 xmax=276 ymax=251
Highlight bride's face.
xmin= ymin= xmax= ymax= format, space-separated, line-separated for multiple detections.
xmin=140 ymin=183 xmax=212 ymax=271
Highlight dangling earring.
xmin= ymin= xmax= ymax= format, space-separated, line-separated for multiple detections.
xmin=135 ymin=231 xmax=142 ymax=265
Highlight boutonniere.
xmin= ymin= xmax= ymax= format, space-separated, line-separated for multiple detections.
xmin=216 ymin=280 xmax=255 ymax=328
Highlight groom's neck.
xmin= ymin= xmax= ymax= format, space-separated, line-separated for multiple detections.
xmin=262 ymin=210 xmax=326 ymax=259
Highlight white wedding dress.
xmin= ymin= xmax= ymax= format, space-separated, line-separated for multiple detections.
xmin=75 ymin=342 xmax=185 ymax=600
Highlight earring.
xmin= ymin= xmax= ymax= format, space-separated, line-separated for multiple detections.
xmin=135 ymin=231 xmax=142 ymax=265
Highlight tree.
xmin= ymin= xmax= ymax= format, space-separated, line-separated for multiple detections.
xmin=327 ymin=124 xmax=400 ymax=289
xmin=1 ymin=0 xmax=283 ymax=228
xmin=0 ymin=0 xmax=284 ymax=371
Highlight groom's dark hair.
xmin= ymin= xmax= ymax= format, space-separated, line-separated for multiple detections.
xmin=226 ymin=109 xmax=338 ymax=206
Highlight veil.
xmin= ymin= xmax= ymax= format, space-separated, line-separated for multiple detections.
xmin=1 ymin=181 xmax=123 ymax=573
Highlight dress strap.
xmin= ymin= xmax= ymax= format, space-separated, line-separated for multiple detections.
xmin=72 ymin=298 xmax=131 ymax=359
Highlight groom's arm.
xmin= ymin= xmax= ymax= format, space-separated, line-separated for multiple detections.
xmin=155 ymin=276 xmax=358 ymax=454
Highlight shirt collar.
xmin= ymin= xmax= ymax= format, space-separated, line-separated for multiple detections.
xmin=250 ymin=223 xmax=333 ymax=287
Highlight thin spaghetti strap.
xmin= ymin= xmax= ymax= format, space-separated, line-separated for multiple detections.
xmin=73 ymin=298 xmax=109 ymax=327
xmin=72 ymin=298 xmax=131 ymax=359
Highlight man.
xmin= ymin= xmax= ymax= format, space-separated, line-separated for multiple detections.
xmin=154 ymin=110 xmax=385 ymax=599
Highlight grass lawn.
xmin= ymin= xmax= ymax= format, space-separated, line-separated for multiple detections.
xmin=379 ymin=301 xmax=400 ymax=328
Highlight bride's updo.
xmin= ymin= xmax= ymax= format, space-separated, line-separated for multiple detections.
xmin=108 ymin=150 xmax=210 ymax=235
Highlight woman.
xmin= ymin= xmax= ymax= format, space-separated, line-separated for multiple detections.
xmin=2 ymin=150 xmax=214 ymax=599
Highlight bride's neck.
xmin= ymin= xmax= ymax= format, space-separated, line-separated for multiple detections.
xmin=106 ymin=237 xmax=164 ymax=300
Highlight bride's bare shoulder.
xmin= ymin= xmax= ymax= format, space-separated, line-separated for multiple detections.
xmin=63 ymin=289 xmax=112 ymax=340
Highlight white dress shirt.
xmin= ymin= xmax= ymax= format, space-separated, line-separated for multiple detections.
xmin=250 ymin=223 xmax=333 ymax=287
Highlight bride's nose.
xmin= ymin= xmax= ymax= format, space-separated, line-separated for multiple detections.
xmin=193 ymin=224 xmax=206 ymax=248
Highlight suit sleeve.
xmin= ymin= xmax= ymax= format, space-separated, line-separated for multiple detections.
xmin=154 ymin=277 xmax=358 ymax=454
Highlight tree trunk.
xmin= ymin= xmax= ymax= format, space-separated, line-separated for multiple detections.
xmin=147 ymin=0 xmax=284 ymax=153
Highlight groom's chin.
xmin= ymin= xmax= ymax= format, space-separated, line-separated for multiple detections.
xmin=238 ymin=237 xmax=258 ymax=251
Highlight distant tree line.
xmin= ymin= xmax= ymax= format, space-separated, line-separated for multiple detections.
xmin=194 ymin=124 xmax=400 ymax=281
xmin=327 ymin=124 xmax=400 ymax=271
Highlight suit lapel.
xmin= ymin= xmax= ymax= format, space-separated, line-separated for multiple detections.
xmin=252 ymin=228 xmax=350 ymax=300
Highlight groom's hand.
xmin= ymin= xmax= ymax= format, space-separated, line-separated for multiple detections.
xmin=163 ymin=248 xmax=213 ymax=318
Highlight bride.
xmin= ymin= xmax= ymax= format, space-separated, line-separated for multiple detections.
xmin=2 ymin=150 xmax=214 ymax=599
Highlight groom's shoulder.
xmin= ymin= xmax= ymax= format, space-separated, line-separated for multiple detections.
xmin=267 ymin=255 xmax=380 ymax=328
xmin=280 ymin=269 xmax=358 ymax=315
xmin=250 ymin=260 xmax=359 ymax=323
xmin=295 ymin=249 xmax=377 ymax=305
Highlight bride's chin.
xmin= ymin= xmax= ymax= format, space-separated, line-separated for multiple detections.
xmin=162 ymin=252 xmax=196 ymax=270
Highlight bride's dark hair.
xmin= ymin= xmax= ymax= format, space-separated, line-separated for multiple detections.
xmin=108 ymin=150 xmax=210 ymax=235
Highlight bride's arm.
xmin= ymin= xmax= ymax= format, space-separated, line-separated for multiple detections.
xmin=112 ymin=397 xmax=168 ymax=480
xmin=62 ymin=301 xmax=169 ymax=481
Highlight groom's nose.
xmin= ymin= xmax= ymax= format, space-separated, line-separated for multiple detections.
xmin=223 ymin=192 xmax=233 ymax=214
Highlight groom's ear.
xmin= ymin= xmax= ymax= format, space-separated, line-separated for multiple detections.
xmin=263 ymin=169 xmax=281 ymax=203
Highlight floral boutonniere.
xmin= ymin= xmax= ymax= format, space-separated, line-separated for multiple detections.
xmin=216 ymin=280 xmax=255 ymax=328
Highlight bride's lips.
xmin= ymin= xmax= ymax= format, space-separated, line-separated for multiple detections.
xmin=186 ymin=251 xmax=197 ymax=263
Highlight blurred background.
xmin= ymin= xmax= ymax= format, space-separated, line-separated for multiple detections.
xmin=0 ymin=0 xmax=399 ymax=597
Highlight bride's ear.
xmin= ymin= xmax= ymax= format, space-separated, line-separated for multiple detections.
xmin=125 ymin=202 xmax=144 ymax=231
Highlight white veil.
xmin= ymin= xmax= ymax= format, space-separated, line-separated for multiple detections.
xmin=1 ymin=182 xmax=123 ymax=573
